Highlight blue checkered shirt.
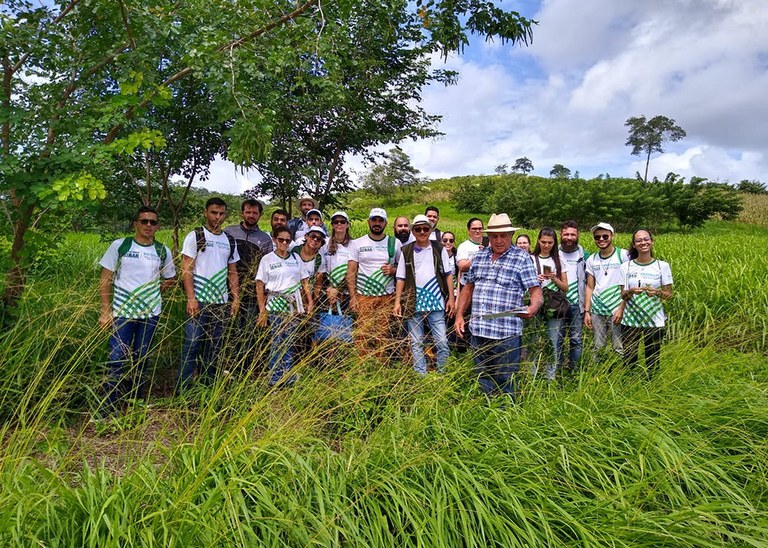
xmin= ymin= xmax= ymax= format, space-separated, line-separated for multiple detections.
xmin=465 ymin=246 xmax=539 ymax=339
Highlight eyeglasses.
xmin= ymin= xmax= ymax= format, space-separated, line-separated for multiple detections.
xmin=137 ymin=219 xmax=159 ymax=226
xmin=307 ymin=233 xmax=324 ymax=241
xmin=276 ymin=237 xmax=292 ymax=244
xmin=442 ymin=238 xmax=454 ymax=243
xmin=331 ymin=219 xmax=348 ymax=225
xmin=412 ymin=226 xmax=430 ymax=234
xmin=593 ymin=234 xmax=610 ymax=241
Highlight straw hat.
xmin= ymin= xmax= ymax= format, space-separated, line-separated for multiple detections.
xmin=484 ymin=213 xmax=520 ymax=233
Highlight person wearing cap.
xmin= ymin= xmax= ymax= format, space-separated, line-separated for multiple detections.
xmin=288 ymin=195 xmax=319 ymax=241
xmin=347 ymin=207 xmax=401 ymax=362
xmin=292 ymin=208 xmax=324 ymax=247
xmin=393 ymin=215 xmax=454 ymax=375
xmin=291 ymin=225 xmax=327 ymax=363
xmin=256 ymin=226 xmax=313 ymax=387
xmin=224 ymin=199 xmax=273 ymax=369
xmin=322 ymin=211 xmax=353 ymax=312
xmin=455 ymin=213 xmax=542 ymax=399
xmin=584 ymin=221 xmax=630 ymax=362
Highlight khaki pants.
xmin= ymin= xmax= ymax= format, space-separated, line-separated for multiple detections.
xmin=354 ymin=294 xmax=396 ymax=363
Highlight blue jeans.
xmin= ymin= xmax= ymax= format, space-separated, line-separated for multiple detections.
xmin=177 ymin=303 xmax=229 ymax=393
xmin=470 ymin=334 xmax=522 ymax=398
xmin=104 ymin=316 xmax=159 ymax=409
xmin=558 ymin=304 xmax=584 ymax=370
xmin=406 ymin=310 xmax=450 ymax=374
xmin=268 ymin=314 xmax=300 ymax=386
xmin=530 ymin=317 xmax=564 ymax=380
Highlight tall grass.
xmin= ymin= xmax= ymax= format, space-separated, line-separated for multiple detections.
xmin=0 ymin=221 xmax=766 ymax=545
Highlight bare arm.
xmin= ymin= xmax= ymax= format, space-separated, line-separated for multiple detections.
xmin=454 ymin=283 xmax=475 ymax=338
xmin=99 ymin=268 xmax=114 ymax=328
xmin=301 ymin=278 xmax=314 ymax=314
xmin=228 ymin=263 xmax=240 ymax=315
xmin=393 ymin=278 xmax=405 ymax=317
xmin=457 ymin=259 xmax=471 ymax=273
xmin=256 ymin=280 xmax=267 ymax=327
xmin=181 ymin=255 xmax=198 ymax=316
xmin=444 ymin=274 xmax=455 ymax=315
xmin=346 ymin=260 xmax=359 ymax=311
xmin=584 ymin=273 xmax=595 ymax=328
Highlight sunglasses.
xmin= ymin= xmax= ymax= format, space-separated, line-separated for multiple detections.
xmin=331 ymin=219 xmax=348 ymax=225
xmin=593 ymin=234 xmax=611 ymax=241
xmin=137 ymin=219 xmax=159 ymax=226
xmin=442 ymin=238 xmax=454 ymax=243
xmin=412 ymin=226 xmax=430 ymax=234
xmin=276 ymin=237 xmax=292 ymax=244
xmin=307 ymin=233 xmax=324 ymax=241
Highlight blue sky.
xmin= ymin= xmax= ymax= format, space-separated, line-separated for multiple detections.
xmin=207 ymin=0 xmax=768 ymax=193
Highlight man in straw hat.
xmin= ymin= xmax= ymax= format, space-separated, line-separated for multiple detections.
xmin=455 ymin=213 xmax=542 ymax=400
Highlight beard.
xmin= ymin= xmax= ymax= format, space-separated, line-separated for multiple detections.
xmin=395 ymin=231 xmax=410 ymax=243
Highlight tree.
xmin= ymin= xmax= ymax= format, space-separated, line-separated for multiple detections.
xmin=736 ymin=180 xmax=767 ymax=194
xmin=625 ymin=115 xmax=687 ymax=182
xmin=361 ymin=147 xmax=422 ymax=198
xmin=512 ymin=157 xmax=534 ymax=174
xmin=494 ymin=164 xmax=509 ymax=175
xmin=1 ymin=0 xmax=535 ymax=312
xmin=550 ymin=164 xmax=571 ymax=179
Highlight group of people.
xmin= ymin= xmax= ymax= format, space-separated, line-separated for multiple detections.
xmin=98 ymin=195 xmax=674 ymax=413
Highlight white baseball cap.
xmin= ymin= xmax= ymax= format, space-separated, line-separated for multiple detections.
xmin=368 ymin=208 xmax=387 ymax=221
xmin=590 ymin=222 xmax=615 ymax=234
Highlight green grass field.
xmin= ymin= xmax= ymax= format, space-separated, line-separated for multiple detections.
xmin=0 ymin=214 xmax=766 ymax=546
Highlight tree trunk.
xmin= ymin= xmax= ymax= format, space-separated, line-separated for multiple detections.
xmin=644 ymin=148 xmax=651 ymax=182
xmin=2 ymin=203 xmax=34 ymax=311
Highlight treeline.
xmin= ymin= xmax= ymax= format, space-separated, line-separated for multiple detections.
xmin=453 ymin=174 xmax=743 ymax=231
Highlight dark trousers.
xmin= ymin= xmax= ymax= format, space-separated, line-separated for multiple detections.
xmin=621 ymin=325 xmax=666 ymax=379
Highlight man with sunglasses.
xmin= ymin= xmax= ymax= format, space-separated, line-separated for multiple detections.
xmin=347 ymin=208 xmax=401 ymax=362
xmin=584 ymin=222 xmax=629 ymax=362
xmin=98 ymin=206 xmax=176 ymax=415
xmin=393 ymin=215 xmax=454 ymax=374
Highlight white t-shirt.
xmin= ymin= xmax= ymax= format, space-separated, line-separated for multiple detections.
xmin=255 ymin=251 xmax=308 ymax=314
xmin=533 ymin=255 xmax=560 ymax=291
xmin=559 ymin=246 xmax=585 ymax=306
xmin=100 ymin=238 xmax=176 ymax=319
xmin=456 ymin=239 xmax=483 ymax=285
xmin=620 ymin=259 xmax=673 ymax=328
xmin=292 ymin=247 xmax=325 ymax=290
xmin=181 ymin=227 xmax=240 ymax=304
xmin=585 ymin=248 xmax=628 ymax=315
xmin=321 ymin=241 xmax=351 ymax=290
xmin=396 ymin=244 xmax=454 ymax=312
xmin=349 ymin=235 xmax=401 ymax=296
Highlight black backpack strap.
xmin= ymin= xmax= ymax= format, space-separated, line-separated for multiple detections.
xmin=195 ymin=226 xmax=206 ymax=254
xmin=224 ymin=232 xmax=236 ymax=262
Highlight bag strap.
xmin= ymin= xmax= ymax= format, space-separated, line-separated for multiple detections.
xmin=387 ymin=235 xmax=395 ymax=263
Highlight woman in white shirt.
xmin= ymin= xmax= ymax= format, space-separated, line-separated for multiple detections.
xmin=617 ymin=229 xmax=673 ymax=379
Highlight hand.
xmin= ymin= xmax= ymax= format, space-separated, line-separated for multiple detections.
xmin=445 ymin=298 xmax=455 ymax=317
xmin=349 ymin=295 xmax=358 ymax=313
xmin=326 ymin=286 xmax=338 ymax=304
xmin=584 ymin=311 xmax=592 ymax=328
xmin=455 ymin=315 xmax=465 ymax=338
xmin=392 ymin=301 xmax=401 ymax=317
xmin=612 ymin=310 xmax=623 ymax=325
xmin=230 ymin=299 xmax=240 ymax=317
xmin=186 ymin=298 xmax=200 ymax=316
xmin=380 ymin=263 xmax=396 ymax=276
xmin=257 ymin=312 xmax=268 ymax=328
xmin=537 ymin=274 xmax=547 ymax=283
xmin=98 ymin=310 xmax=113 ymax=329
xmin=517 ymin=307 xmax=537 ymax=320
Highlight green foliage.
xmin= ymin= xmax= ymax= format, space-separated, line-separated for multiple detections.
xmin=452 ymin=174 xmax=742 ymax=231
xmin=736 ymin=179 xmax=767 ymax=194
xmin=549 ymin=163 xmax=571 ymax=179
xmin=512 ymin=156 xmax=534 ymax=174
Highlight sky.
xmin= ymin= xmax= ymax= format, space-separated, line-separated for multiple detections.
xmin=205 ymin=0 xmax=768 ymax=194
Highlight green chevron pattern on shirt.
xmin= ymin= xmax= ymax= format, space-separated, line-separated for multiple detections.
xmin=113 ymin=281 xmax=161 ymax=319
xmin=266 ymin=281 xmax=302 ymax=313
xmin=193 ymin=268 xmax=228 ymax=303
xmin=566 ymin=280 xmax=579 ymax=304
xmin=623 ymin=293 xmax=663 ymax=328
xmin=543 ymin=280 xmax=558 ymax=291
xmin=358 ymin=270 xmax=390 ymax=296
xmin=592 ymin=284 xmax=622 ymax=315
xmin=330 ymin=263 xmax=348 ymax=287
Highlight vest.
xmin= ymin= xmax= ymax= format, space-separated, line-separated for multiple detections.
xmin=400 ymin=241 xmax=450 ymax=317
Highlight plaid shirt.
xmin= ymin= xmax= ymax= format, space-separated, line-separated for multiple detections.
xmin=465 ymin=246 xmax=539 ymax=339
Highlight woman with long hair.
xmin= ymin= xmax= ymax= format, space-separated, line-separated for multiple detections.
xmin=530 ymin=227 xmax=569 ymax=380
xmin=617 ymin=229 xmax=673 ymax=379
xmin=322 ymin=211 xmax=353 ymax=311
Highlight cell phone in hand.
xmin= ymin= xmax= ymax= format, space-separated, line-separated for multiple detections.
xmin=543 ymin=265 xmax=552 ymax=275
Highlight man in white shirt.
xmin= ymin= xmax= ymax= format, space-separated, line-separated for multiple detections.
xmin=347 ymin=207 xmax=401 ymax=362
xmin=558 ymin=220 xmax=587 ymax=371
xmin=177 ymin=198 xmax=240 ymax=394
xmin=98 ymin=206 xmax=176 ymax=414
xmin=393 ymin=215 xmax=454 ymax=374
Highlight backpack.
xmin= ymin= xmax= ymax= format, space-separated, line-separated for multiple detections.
xmin=195 ymin=226 xmax=236 ymax=261
xmin=117 ymin=237 xmax=167 ymax=267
